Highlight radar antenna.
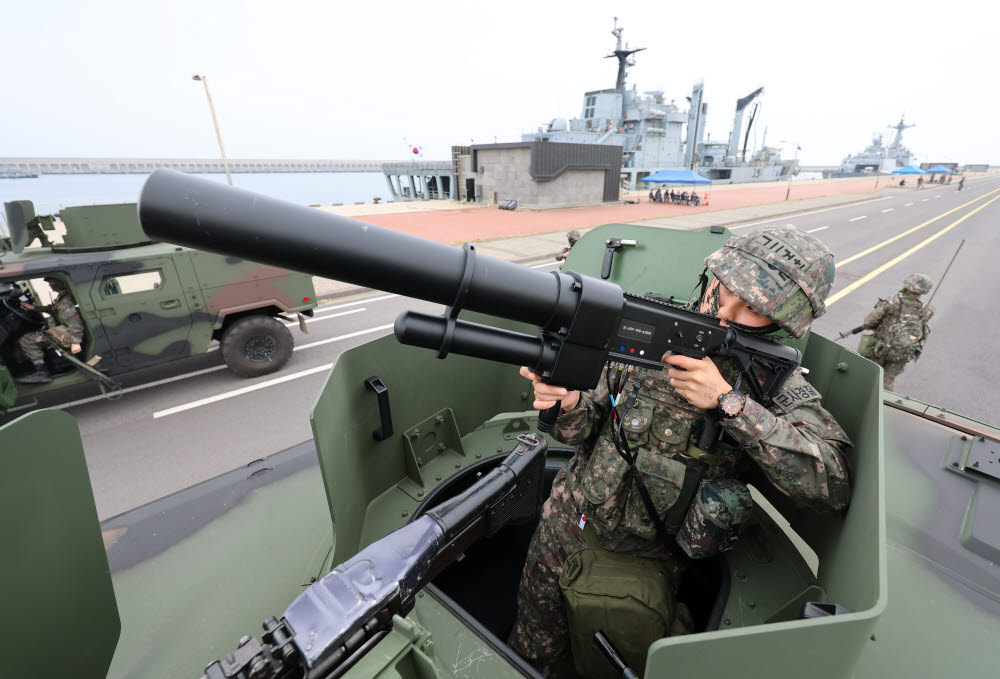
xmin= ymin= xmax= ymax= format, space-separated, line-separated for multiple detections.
xmin=605 ymin=17 xmax=646 ymax=93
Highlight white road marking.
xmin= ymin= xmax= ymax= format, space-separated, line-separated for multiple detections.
xmin=921 ymin=198 xmax=929 ymax=202
xmin=50 ymin=324 xmax=394 ymax=412
xmin=881 ymin=208 xmax=894 ymax=213
xmin=293 ymin=324 xmax=394 ymax=351
xmin=49 ymin=365 xmax=229 ymax=411
xmin=314 ymin=294 xmax=397 ymax=313
xmin=904 ymin=202 xmax=914 ymax=206
xmin=154 ymin=364 xmax=334 ymax=418
xmin=529 ymin=261 xmax=561 ymax=269
xmin=153 ymin=324 xmax=396 ymax=418
xmin=728 ymin=196 xmax=889 ymax=230
xmin=282 ymin=307 xmax=365 ymax=327
xmin=785 ymin=223 xmax=796 ymax=227
xmin=806 ymin=226 xmax=829 ymax=233
xmin=849 ymin=216 xmax=867 ymax=222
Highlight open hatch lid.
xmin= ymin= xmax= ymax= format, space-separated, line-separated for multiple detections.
xmin=3 ymin=200 xmax=32 ymax=255
xmin=0 ymin=409 xmax=121 ymax=677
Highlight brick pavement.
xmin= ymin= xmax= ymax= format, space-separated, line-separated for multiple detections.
xmin=311 ymin=181 xmax=890 ymax=299
xmin=335 ymin=176 xmax=886 ymax=246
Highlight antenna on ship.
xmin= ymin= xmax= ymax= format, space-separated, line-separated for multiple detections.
xmin=606 ymin=17 xmax=646 ymax=93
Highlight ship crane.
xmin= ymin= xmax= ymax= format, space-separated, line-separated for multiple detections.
xmin=728 ymin=87 xmax=764 ymax=161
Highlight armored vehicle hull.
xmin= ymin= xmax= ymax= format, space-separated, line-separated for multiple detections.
xmin=2 ymin=203 xmax=997 ymax=678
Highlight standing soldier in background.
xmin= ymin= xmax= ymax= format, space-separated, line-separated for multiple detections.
xmin=857 ymin=274 xmax=934 ymax=390
xmin=15 ymin=277 xmax=85 ymax=384
xmin=555 ymin=230 xmax=581 ymax=268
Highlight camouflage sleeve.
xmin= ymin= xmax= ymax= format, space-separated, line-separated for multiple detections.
xmin=551 ymin=369 xmax=612 ymax=446
xmin=720 ymin=393 xmax=852 ymax=513
xmin=55 ymin=295 xmax=85 ymax=344
xmin=922 ymin=305 xmax=934 ymax=338
xmin=862 ymin=297 xmax=894 ymax=329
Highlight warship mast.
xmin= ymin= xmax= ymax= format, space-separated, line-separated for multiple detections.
xmin=605 ymin=17 xmax=645 ymax=93
xmin=889 ymin=115 xmax=915 ymax=149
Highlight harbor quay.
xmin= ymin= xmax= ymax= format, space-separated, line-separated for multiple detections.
xmin=325 ymin=175 xmax=892 ymax=244
xmin=309 ymin=173 xmax=974 ymax=299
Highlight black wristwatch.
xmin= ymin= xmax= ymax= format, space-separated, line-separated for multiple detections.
xmin=717 ymin=389 xmax=747 ymax=419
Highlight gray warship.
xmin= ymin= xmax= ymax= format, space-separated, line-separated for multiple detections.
xmin=522 ymin=19 xmax=797 ymax=186
xmin=824 ymin=116 xmax=916 ymax=178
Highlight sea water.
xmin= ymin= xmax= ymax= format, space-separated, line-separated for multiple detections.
xmin=0 ymin=171 xmax=389 ymax=221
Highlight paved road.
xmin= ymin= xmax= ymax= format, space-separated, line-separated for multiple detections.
xmin=25 ymin=177 xmax=1000 ymax=519
xmin=727 ymin=175 xmax=1000 ymax=423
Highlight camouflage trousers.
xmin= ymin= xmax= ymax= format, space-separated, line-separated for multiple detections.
xmin=17 ymin=332 xmax=48 ymax=365
xmin=873 ymin=357 xmax=908 ymax=390
xmin=510 ymin=465 xmax=684 ymax=677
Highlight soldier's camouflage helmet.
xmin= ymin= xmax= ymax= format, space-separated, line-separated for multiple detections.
xmin=902 ymin=274 xmax=932 ymax=295
xmin=567 ymin=229 xmax=581 ymax=244
xmin=704 ymin=225 xmax=835 ymax=338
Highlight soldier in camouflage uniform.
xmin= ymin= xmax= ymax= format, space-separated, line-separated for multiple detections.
xmin=15 ymin=277 xmax=85 ymax=384
xmin=859 ymin=274 xmax=933 ymax=390
xmin=555 ymin=230 xmax=581 ymax=267
xmin=510 ymin=226 xmax=852 ymax=677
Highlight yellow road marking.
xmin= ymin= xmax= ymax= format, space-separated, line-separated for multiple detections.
xmin=838 ymin=187 xmax=1000 ymax=267
xmin=828 ymin=193 xmax=1000 ymax=306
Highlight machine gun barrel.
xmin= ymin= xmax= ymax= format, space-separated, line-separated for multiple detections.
xmin=201 ymin=434 xmax=548 ymax=679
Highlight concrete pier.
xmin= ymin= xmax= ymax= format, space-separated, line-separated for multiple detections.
xmin=0 ymin=157 xmax=394 ymax=175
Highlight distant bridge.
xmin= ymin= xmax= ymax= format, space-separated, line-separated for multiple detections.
xmin=0 ymin=157 xmax=397 ymax=174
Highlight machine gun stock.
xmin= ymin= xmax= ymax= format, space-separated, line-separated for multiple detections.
xmin=201 ymin=433 xmax=548 ymax=679
xmin=138 ymin=170 xmax=801 ymax=409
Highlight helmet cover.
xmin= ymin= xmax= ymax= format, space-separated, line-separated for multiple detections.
xmin=902 ymin=274 xmax=932 ymax=295
xmin=704 ymin=226 xmax=835 ymax=338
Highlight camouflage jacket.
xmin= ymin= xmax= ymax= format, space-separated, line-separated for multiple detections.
xmin=47 ymin=292 xmax=85 ymax=345
xmin=863 ymin=293 xmax=932 ymax=351
xmin=552 ymin=359 xmax=852 ymax=545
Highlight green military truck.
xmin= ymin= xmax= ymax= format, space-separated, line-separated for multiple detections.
xmin=0 ymin=199 xmax=317 ymax=412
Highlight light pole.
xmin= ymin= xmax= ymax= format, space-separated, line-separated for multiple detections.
xmin=780 ymin=141 xmax=800 ymax=201
xmin=192 ymin=75 xmax=233 ymax=186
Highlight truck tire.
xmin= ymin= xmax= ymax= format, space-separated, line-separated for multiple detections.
xmin=220 ymin=315 xmax=293 ymax=378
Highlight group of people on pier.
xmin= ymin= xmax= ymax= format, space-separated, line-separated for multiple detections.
xmin=648 ymin=187 xmax=701 ymax=205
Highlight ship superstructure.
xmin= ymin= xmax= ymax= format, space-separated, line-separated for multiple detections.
xmin=522 ymin=19 xmax=795 ymax=185
xmin=832 ymin=116 xmax=916 ymax=176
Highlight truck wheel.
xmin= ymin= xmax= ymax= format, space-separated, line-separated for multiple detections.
xmin=221 ymin=315 xmax=293 ymax=378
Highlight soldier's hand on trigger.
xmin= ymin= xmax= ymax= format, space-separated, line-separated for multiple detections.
xmin=519 ymin=366 xmax=581 ymax=413
xmin=663 ymin=354 xmax=733 ymax=410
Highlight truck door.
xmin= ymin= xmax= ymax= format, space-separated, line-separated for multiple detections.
xmin=89 ymin=258 xmax=194 ymax=370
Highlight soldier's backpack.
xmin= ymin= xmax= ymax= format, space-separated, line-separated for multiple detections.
xmin=559 ymin=522 xmax=692 ymax=679
xmin=875 ymin=299 xmax=930 ymax=362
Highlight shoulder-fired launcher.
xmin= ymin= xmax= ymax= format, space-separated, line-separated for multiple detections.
xmin=137 ymin=170 xmax=801 ymax=418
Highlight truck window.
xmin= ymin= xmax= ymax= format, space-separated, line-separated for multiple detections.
xmin=102 ymin=270 xmax=163 ymax=297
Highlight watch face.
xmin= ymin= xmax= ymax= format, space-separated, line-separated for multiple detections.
xmin=719 ymin=392 xmax=743 ymax=417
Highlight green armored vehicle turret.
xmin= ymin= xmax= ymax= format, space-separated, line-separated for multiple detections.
xmin=2 ymin=173 xmax=997 ymax=679
xmin=0 ymin=198 xmax=317 ymax=412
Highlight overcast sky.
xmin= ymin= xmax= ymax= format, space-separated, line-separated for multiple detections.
xmin=3 ymin=0 xmax=995 ymax=166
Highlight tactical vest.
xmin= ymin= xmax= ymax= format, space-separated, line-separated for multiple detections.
xmin=573 ymin=368 xmax=822 ymax=546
